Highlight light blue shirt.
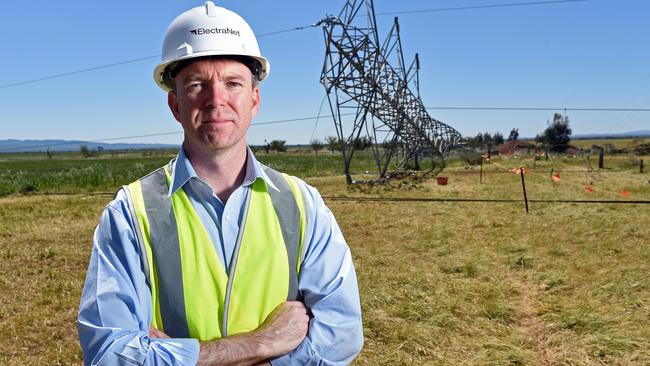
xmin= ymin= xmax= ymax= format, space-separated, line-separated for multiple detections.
xmin=78 ymin=147 xmax=363 ymax=365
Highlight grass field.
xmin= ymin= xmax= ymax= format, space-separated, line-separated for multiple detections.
xmin=570 ymin=138 xmax=650 ymax=151
xmin=0 ymin=147 xmax=649 ymax=365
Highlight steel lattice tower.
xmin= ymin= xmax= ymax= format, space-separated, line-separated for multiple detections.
xmin=320 ymin=0 xmax=462 ymax=184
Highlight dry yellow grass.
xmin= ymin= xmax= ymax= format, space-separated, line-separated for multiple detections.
xmin=0 ymin=194 xmax=107 ymax=365
xmin=334 ymin=197 xmax=650 ymax=365
xmin=0 ymin=154 xmax=648 ymax=365
xmin=570 ymin=138 xmax=650 ymax=151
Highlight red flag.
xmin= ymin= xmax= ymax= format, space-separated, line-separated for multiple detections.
xmin=585 ymin=186 xmax=594 ymax=193
xmin=551 ymin=173 xmax=561 ymax=182
xmin=621 ymin=190 xmax=630 ymax=198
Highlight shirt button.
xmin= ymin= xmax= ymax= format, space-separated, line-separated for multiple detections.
xmin=225 ymin=214 xmax=231 ymax=222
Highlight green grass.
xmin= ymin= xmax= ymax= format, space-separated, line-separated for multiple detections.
xmin=1 ymin=150 xmax=649 ymax=365
xmin=0 ymin=155 xmax=174 ymax=196
xmin=0 ymin=150 xmax=383 ymax=197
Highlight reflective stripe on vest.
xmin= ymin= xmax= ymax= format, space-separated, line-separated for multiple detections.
xmin=123 ymin=163 xmax=305 ymax=340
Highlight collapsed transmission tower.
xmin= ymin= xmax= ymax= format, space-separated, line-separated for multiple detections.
xmin=319 ymin=0 xmax=462 ymax=184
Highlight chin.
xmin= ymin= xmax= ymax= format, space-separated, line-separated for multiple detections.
xmin=200 ymin=134 xmax=244 ymax=151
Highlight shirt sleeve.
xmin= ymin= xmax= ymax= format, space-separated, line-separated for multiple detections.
xmin=271 ymin=180 xmax=364 ymax=365
xmin=77 ymin=189 xmax=200 ymax=366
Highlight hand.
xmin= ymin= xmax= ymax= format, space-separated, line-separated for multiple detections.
xmin=196 ymin=302 xmax=309 ymax=366
xmin=149 ymin=326 xmax=170 ymax=339
xmin=258 ymin=301 xmax=310 ymax=356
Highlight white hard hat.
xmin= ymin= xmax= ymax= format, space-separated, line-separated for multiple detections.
xmin=153 ymin=1 xmax=270 ymax=91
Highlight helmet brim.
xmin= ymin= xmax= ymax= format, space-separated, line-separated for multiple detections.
xmin=153 ymin=52 xmax=270 ymax=92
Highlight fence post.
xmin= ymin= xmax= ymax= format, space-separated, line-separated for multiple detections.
xmin=598 ymin=148 xmax=605 ymax=169
xmin=478 ymin=154 xmax=483 ymax=184
xmin=641 ymin=159 xmax=645 ymax=174
xmin=520 ymin=166 xmax=529 ymax=213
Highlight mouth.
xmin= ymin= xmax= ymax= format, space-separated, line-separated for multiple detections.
xmin=202 ymin=119 xmax=233 ymax=125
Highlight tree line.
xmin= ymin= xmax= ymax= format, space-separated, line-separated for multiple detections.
xmin=248 ymin=112 xmax=647 ymax=156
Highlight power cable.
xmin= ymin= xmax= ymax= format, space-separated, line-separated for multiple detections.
xmin=3 ymin=103 xmax=648 ymax=152
xmin=0 ymin=55 xmax=160 ymax=89
xmin=426 ymin=107 xmax=650 ymax=112
xmin=310 ymin=95 xmax=329 ymax=141
xmin=0 ymin=131 xmax=182 ymax=152
xmin=256 ymin=24 xmax=320 ymax=38
xmin=375 ymin=0 xmax=592 ymax=16
xmin=0 ymin=113 xmax=356 ymax=152
xmin=0 ymin=0 xmax=596 ymax=90
xmin=0 ymin=24 xmax=318 ymax=90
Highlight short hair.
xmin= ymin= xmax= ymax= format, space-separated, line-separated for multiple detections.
xmin=163 ymin=56 xmax=261 ymax=91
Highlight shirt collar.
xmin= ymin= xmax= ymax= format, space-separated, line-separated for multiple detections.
xmin=167 ymin=146 xmax=279 ymax=197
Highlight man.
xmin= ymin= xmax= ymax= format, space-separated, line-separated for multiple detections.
xmin=77 ymin=2 xmax=363 ymax=365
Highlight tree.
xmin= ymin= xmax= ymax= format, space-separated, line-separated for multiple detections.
xmin=353 ymin=136 xmax=373 ymax=150
xmin=507 ymin=128 xmax=519 ymax=141
xmin=482 ymin=132 xmax=493 ymax=146
xmin=493 ymin=132 xmax=504 ymax=145
xmin=80 ymin=145 xmax=95 ymax=158
xmin=325 ymin=135 xmax=340 ymax=153
xmin=269 ymin=139 xmax=287 ymax=153
xmin=539 ymin=113 xmax=572 ymax=152
xmin=310 ymin=138 xmax=324 ymax=155
xmin=474 ymin=133 xmax=484 ymax=147
xmin=636 ymin=143 xmax=650 ymax=155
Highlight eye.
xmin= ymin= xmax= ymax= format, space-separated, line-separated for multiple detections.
xmin=226 ymin=80 xmax=244 ymax=88
xmin=186 ymin=82 xmax=203 ymax=92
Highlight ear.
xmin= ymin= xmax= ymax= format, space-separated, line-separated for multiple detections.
xmin=250 ymin=87 xmax=260 ymax=118
xmin=168 ymin=91 xmax=182 ymax=123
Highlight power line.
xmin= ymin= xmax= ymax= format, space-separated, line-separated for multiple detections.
xmin=0 ymin=55 xmax=160 ymax=89
xmin=0 ymin=131 xmax=182 ymax=152
xmin=251 ymin=113 xmax=354 ymax=126
xmin=375 ymin=0 xmax=592 ymax=16
xmin=426 ymin=107 xmax=650 ymax=112
xmin=3 ymin=103 xmax=649 ymax=152
xmin=0 ymin=113 xmax=356 ymax=152
xmin=256 ymin=24 xmax=320 ymax=37
xmin=0 ymin=0 xmax=595 ymax=90
xmin=0 ymin=25 xmax=318 ymax=90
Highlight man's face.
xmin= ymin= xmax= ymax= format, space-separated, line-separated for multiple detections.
xmin=168 ymin=58 xmax=260 ymax=154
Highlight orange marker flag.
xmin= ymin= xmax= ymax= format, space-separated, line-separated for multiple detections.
xmin=551 ymin=173 xmax=561 ymax=182
xmin=512 ymin=167 xmax=526 ymax=174
xmin=585 ymin=186 xmax=594 ymax=193
xmin=621 ymin=190 xmax=630 ymax=198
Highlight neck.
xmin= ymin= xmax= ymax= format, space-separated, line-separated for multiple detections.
xmin=184 ymin=141 xmax=248 ymax=203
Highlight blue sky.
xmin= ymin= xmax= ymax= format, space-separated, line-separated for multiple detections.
xmin=1 ymin=0 xmax=648 ymax=146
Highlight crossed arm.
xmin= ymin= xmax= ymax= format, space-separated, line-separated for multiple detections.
xmin=149 ymin=301 xmax=309 ymax=366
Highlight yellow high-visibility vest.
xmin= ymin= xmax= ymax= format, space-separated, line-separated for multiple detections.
xmin=123 ymin=163 xmax=305 ymax=340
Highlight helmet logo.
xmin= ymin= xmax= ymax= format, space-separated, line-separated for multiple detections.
xmin=190 ymin=27 xmax=241 ymax=36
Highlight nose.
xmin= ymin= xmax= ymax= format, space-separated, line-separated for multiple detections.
xmin=203 ymin=82 xmax=227 ymax=108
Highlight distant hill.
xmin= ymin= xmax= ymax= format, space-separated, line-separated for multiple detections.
xmin=573 ymin=130 xmax=650 ymax=139
xmin=0 ymin=139 xmax=179 ymax=153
